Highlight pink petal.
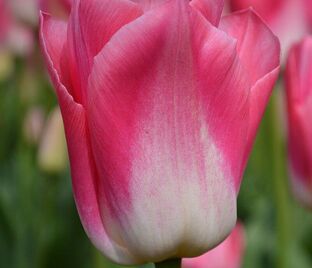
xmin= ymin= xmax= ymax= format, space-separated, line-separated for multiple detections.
xmin=64 ymin=0 xmax=142 ymax=105
xmin=190 ymin=0 xmax=224 ymax=26
xmin=39 ymin=13 xmax=77 ymax=104
xmin=220 ymin=9 xmax=280 ymax=173
xmin=220 ymin=9 xmax=280 ymax=84
xmin=286 ymin=37 xmax=312 ymax=207
xmin=304 ymin=0 xmax=312 ymax=27
xmin=182 ymin=223 xmax=245 ymax=268
xmin=229 ymin=0 xmax=308 ymax=60
xmin=130 ymin=0 xmax=168 ymax=11
xmin=229 ymin=0 xmax=283 ymax=23
xmin=86 ymin=0 xmax=249 ymax=259
xmin=40 ymin=12 xmax=136 ymax=265
xmin=39 ymin=13 xmax=67 ymax=78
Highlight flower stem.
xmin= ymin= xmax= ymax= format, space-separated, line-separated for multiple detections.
xmin=270 ymin=90 xmax=291 ymax=268
xmin=155 ymin=259 xmax=181 ymax=268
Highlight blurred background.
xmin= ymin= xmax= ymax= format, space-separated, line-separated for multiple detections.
xmin=1 ymin=0 xmax=312 ymax=267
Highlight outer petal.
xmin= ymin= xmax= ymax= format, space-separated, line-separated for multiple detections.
xmin=286 ymin=37 xmax=312 ymax=208
xmin=229 ymin=0 xmax=283 ymax=23
xmin=86 ymin=0 xmax=250 ymax=262
xmin=229 ymin=0 xmax=308 ymax=59
xmin=182 ymin=223 xmax=245 ymax=268
xmin=220 ymin=9 xmax=280 ymax=85
xmin=39 ymin=13 xmax=67 ymax=78
xmin=39 ymin=13 xmax=136 ymax=264
xmin=220 ymin=9 xmax=280 ymax=175
xmin=190 ymin=0 xmax=224 ymax=26
xmin=63 ymin=0 xmax=142 ymax=104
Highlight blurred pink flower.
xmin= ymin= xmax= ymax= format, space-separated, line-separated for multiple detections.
xmin=40 ymin=0 xmax=279 ymax=264
xmin=286 ymin=36 xmax=312 ymax=208
xmin=0 ymin=0 xmax=34 ymax=56
xmin=183 ymin=223 xmax=245 ymax=268
xmin=229 ymin=0 xmax=311 ymax=58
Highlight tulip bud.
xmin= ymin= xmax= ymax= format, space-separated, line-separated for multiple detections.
xmin=40 ymin=0 xmax=279 ymax=265
xmin=285 ymin=36 xmax=312 ymax=208
xmin=182 ymin=223 xmax=245 ymax=268
xmin=38 ymin=107 xmax=68 ymax=173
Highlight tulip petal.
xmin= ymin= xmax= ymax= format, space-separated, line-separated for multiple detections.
xmin=190 ymin=0 xmax=224 ymax=26
xmin=40 ymin=12 xmax=137 ymax=265
xmin=39 ymin=13 xmax=67 ymax=81
xmin=286 ymin=37 xmax=312 ymax=207
xmin=220 ymin=9 xmax=280 ymax=84
xmin=229 ymin=0 xmax=284 ymax=22
xmin=74 ymin=0 xmax=142 ymax=57
xmin=130 ymin=0 xmax=168 ymax=11
xmin=64 ymin=0 xmax=142 ymax=105
xmin=182 ymin=222 xmax=245 ymax=268
xmin=220 ymin=9 xmax=280 ymax=168
xmin=86 ymin=0 xmax=249 ymax=261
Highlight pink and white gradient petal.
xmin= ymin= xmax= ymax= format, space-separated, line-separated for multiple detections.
xmin=40 ymin=13 xmax=137 ymax=265
xmin=86 ymin=0 xmax=249 ymax=261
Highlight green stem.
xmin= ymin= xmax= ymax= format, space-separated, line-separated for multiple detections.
xmin=155 ymin=259 xmax=181 ymax=268
xmin=270 ymin=91 xmax=291 ymax=268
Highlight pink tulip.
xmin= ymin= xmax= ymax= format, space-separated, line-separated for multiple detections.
xmin=183 ymin=223 xmax=245 ymax=268
xmin=40 ymin=0 xmax=279 ymax=265
xmin=286 ymin=36 xmax=312 ymax=208
xmin=229 ymin=0 xmax=310 ymax=58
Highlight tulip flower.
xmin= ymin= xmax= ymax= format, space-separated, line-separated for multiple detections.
xmin=183 ymin=223 xmax=245 ymax=268
xmin=286 ymin=36 xmax=312 ymax=208
xmin=229 ymin=0 xmax=310 ymax=58
xmin=40 ymin=0 xmax=279 ymax=265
